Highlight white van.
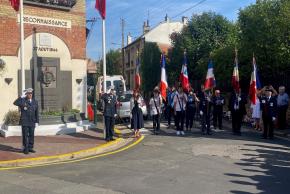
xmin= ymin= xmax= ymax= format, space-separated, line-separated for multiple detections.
xmin=96 ymin=75 xmax=126 ymax=102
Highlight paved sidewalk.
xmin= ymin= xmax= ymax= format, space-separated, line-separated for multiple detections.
xmin=0 ymin=122 xmax=135 ymax=163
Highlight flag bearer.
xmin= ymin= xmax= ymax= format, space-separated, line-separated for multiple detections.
xmin=199 ymin=86 xmax=212 ymax=135
xmin=229 ymin=89 xmax=247 ymax=135
xmin=212 ymin=90 xmax=225 ymax=130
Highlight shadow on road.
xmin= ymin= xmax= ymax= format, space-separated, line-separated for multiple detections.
xmin=226 ymin=142 xmax=290 ymax=194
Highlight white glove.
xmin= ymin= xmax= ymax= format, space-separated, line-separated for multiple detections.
xmin=272 ymin=117 xmax=276 ymax=121
xmin=35 ymin=123 xmax=39 ymax=127
xmin=21 ymin=91 xmax=26 ymax=98
xmin=200 ymin=111 xmax=203 ymax=116
xmin=114 ymin=114 xmax=118 ymax=118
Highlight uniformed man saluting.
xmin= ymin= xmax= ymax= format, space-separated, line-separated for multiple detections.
xmin=13 ymin=88 xmax=39 ymax=154
xmin=102 ymin=86 xmax=117 ymax=141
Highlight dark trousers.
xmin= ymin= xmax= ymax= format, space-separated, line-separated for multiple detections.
xmin=277 ymin=105 xmax=288 ymax=130
xmin=166 ymin=106 xmax=173 ymax=126
xmin=105 ymin=116 xmax=115 ymax=140
xmin=152 ymin=114 xmax=160 ymax=132
xmin=263 ymin=115 xmax=274 ymax=138
xmin=22 ymin=126 xmax=35 ymax=151
xmin=186 ymin=108 xmax=196 ymax=129
xmin=213 ymin=109 xmax=223 ymax=129
xmin=201 ymin=114 xmax=211 ymax=133
xmin=232 ymin=110 xmax=243 ymax=134
xmin=176 ymin=111 xmax=185 ymax=131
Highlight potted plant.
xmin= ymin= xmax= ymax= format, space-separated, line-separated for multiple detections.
xmin=2 ymin=110 xmax=21 ymax=132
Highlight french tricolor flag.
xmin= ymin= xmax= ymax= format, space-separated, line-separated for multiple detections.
xmin=249 ymin=56 xmax=261 ymax=105
xmin=135 ymin=52 xmax=141 ymax=90
xmin=160 ymin=53 xmax=168 ymax=101
xmin=204 ymin=60 xmax=216 ymax=90
xmin=179 ymin=52 xmax=189 ymax=92
xmin=232 ymin=51 xmax=240 ymax=92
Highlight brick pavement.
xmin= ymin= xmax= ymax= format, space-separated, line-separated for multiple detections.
xmin=0 ymin=126 xmax=106 ymax=161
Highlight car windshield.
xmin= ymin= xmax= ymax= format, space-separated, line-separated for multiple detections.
xmin=118 ymin=93 xmax=132 ymax=102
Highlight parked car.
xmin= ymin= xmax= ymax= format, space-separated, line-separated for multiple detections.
xmin=116 ymin=91 xmax=148 ymax=120
xmin=97 ymin=75 xmax=126 ymax=110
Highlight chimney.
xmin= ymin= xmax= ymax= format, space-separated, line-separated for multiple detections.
xmin=165 ymin=14 xmax=170 ymax=23
xmin=143 ymin=20 xmax=150 ymax=34
xmin=127 ymin=33 xmax=132 ymax=45
xmin=182 ymin=16 xmax=189 ymax=25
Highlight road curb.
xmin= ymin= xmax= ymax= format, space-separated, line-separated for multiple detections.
xmin=0 ymin=136 xmax=141 ymax=169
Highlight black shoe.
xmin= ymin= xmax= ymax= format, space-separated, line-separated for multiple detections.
xmin=23 ymin=150 xmax=29 ymax=155
xmin=207 ymin=132 xmax=212 ymax=135
xmin=29 ymin=149 xmax=36 ymax=153
xmin=110 ymin=137 xmax=114 ymax=141
xmin=105 ymin=138 xmax=110 ymax=142
xmin=269 ymin=137 xmax=274 ymax=140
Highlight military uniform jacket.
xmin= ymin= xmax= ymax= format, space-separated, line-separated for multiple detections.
xmin=229 ymin=93 xmax=247 ymax=115
xmin=102 ymin=93 xmax=117 ymax=117
xmin=212 ymin=96 xmax=225 ymax=112
xmin=13 ymin=97 xmax=39 ymax=127
xmin=260 ymin=96 xmax=277 ymax=118
xmin=199 ymin=93 xmax=212 ymax=116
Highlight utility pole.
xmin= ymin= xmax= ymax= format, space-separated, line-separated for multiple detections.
xmin=121 ymin=18 xmax=125 ymax=77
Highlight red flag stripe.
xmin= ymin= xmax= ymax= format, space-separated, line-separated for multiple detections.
xmin=95 ymin=0 xmax=106 ymax=19
xmin=10 ymin=0 xmax=20 ymax=11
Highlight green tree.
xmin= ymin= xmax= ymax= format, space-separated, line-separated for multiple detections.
xmin=105 ymin=49 xmax=122 ymax=75
xmin=140 ymin=42 xmax=162 ymax=95
xmin=169 ymin=12 xmax=236 ymax=90
xmin=238 ymin=0 xmax=290 ymax=87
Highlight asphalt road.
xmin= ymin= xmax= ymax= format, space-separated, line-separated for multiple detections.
xmin=1 ymin=121 xmax=290 ymax=194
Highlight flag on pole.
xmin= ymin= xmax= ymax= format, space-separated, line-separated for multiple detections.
xmin=249 ymin=56 xmax=258 ymax=105
xmin=135 ymin=51 xmax=141 ymax=90
xmin=232 ymin=49 xmax=240 ymax=92
xmin=10 ymin=0 xmax=20 ymax=11
xmin=160 ymin=53 xmax=168 ymax=101
xmin=179 ymin=52 xmax=189 ymax=92
xmin=204 ymin=60 xmax=216 ymax=90
xmin=95 ymin=0 xmax=106 ymax=19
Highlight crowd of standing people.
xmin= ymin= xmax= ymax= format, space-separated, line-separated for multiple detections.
xmin=143 ymin=84 xmax=289 ymax=139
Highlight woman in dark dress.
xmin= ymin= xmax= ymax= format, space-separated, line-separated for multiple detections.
xmin=130 ymin=90 xmax=144 ymax=138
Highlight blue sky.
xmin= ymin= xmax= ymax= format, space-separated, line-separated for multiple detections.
xmin=86 ymin=0 xmax=256 ymax=60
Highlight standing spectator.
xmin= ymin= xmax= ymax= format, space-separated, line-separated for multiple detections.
xmin=212 ymin=90 xmax=225 ymax=130
xmin=229 ymin=89 xmax=247 ymax=135
xmin=13 ymin=88 xmax=39 ymax=154
xmin=250 ymin=89 xmax=262 ymax=131
xmin=199 ymin=86 xmax=212 ymax=135
xmin=130 ymin=90 xmax=144 ymax=138
xmin=166 ymin=87 xmax=173 ymax=128
xmin=174 ymin=86 xmax=187 ymax=135
xmin=186 ymin=89 xmax=199 ymax=131
xmin=102 ymin=86 xmax=117 ymax=141
xmin=260 ymin=87 xmax=277 ymax=139
xmin=277 ymin=86 xmax=289 ymax=130
xmin=149 ymin=87 xmax=162 ymax=135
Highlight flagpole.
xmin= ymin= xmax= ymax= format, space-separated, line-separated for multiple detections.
xmin=102 ymin=19 xmax=106 ymax=94
xmin=102 ymin=19 xmax=106 ymax=139
xmin=20 ymin=0 xmax=25 ymax=92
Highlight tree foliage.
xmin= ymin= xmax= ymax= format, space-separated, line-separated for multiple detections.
xmin=238 ymin=0 xmax=290 ymax=87
xmin=169 ymin=12 xmax=235 ymax=90
xmin=141 ymin=42 xmax=162 ymax=95
xmin=105 ymin=49 xmax=122 ymax=75
xmin=168 ymin=0 xmax=290 ymax=92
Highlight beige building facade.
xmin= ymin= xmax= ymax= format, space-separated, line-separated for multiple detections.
xmin=123 ymin=16 xmax=187 ymax=90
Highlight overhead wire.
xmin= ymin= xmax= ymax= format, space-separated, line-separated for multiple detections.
xmin=172 ymin=0 xmax=207 ymax=19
